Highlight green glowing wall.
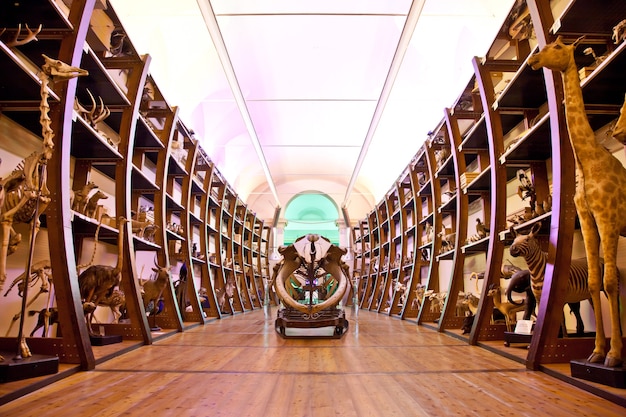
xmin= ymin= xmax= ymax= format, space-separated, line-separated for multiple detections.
xmin=283 ymin=193 xmax=339 ymax=245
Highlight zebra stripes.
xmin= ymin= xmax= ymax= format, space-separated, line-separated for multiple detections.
xmin=509 ymin=222 xmax=592 ymax=307
xmin=509 ymin=223 xmax=548 ymax=302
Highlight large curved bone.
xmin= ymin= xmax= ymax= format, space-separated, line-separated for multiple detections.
xmin=316 ymin=245 xmax=349 ymax=310
xmin=273 ymin=242 xmax=348 ymax=315
xmin=273 ymin=245 xmax=303 ymax=311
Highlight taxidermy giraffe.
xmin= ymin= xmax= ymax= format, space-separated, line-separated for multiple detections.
xmin=528 ymin=36 xmax=626 ymax=367
xmin=612 ymin=93 xmax=626 ymax=143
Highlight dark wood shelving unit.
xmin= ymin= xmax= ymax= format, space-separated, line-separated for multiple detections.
xmin=0 ymin=0 xmax=268 ymax=405
xmin=354 ymin=0 xmax=626 ymax=405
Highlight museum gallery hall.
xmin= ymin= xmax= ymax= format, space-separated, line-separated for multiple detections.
xmin=1 ymin=1 xmax=626 ymax=415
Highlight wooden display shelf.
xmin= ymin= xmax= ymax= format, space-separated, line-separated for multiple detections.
xmin=0 ymin=0 xmax=269 ymax=404
xmin=542 ymin=362 xmax=626 ymax=407
xmin=570 ymin=359 xmax=626 ymax=389
xmin=0 ymin=353 xmax=59 ymax=383
xmin=355 ymin=1 xmax=626 ymax=406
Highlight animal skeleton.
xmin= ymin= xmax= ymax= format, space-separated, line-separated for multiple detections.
xmin=612 ymin=19 xmax=626 ymax=44
xmin=582 ymin=47 xmax=606 ymax=68
xmin=270 ymin=234 xmax=349 ymax=315
xmin=3 ymin=259 xmax=52 ymax=298
xmin=3 ymin=259 xmax=53 ymax=336
xmin=0 ymin=56 xmax=87 ymax=358
xmin=0 ymin=56 xmax=87 ymax=292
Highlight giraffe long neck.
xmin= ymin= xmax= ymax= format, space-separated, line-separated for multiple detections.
xmin=39 ymin=73 xmax=54 ymax=150
xmin=561 ymin=60 xmax=598 ymax=162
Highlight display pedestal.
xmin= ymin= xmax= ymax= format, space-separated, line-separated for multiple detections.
xmin=0 ymin=352 xmax=59 ymax=382
xmin=275 ymin=307 xmax=349 ymax=339
xmin=503 ymin=331 xmax=532 ymax=347
xmin=570 ymin=359 xmax=626 ymax=388
xmin=89 ymin=334 xmax=123 ymax=346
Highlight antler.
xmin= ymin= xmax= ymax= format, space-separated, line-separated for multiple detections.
xmin=92 ymin=94 xmax=111 ymax=125
xmin=5 ymin=24 xmax=42 ymax=47
xmin=74 ymin=89 xmax=110 ymax=127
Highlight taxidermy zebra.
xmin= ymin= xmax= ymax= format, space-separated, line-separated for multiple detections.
xmin=508 ymin=222 xmax=601 ymax=334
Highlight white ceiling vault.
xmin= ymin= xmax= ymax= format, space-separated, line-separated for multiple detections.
xmin=109 ymin=0 xmax=516 ymax=224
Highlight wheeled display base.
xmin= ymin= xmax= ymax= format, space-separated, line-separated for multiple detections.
xmin=570 ymin=359 xmax=626 ymax=388
xmin=0 ymin=352 xmax=59 ymax=382
xmin=275 ymin=307 xmax=349 ymax=339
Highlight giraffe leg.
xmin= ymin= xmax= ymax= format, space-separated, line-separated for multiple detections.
xmin=599 ymin=229 xmax=623 ymax=367
xmin=0 ymin=221 xmax=12 ymax=291
xmin=19 ymin=336 xmax=32 ymax=358
xmin=577 ymin=213 xmax=605 ymax=364
xmin=42 ymin=309 xmax=51 ymax=338
xmin=42 ymin=289 xmax=53 ymax=337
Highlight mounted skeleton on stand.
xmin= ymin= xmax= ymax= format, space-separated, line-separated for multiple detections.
xmin=270 ymin=234 xmax=350 ymax=316
xmin=3 ymin=260 xmax=53 ymax=336
xmin=0 ymin=55 xmax=87 ymax=359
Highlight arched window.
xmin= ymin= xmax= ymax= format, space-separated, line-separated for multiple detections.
xmin=283 ymin=192 xmax=339 ymax=245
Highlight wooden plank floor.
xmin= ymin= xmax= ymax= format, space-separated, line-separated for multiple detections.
xmin=1 ymin=308 xmax=625 ymax=416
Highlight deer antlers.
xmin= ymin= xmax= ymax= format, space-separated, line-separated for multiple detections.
xmin=1 ymin=24 xmax=42 ymax=47
xmin=74 ymin=88 xmax=111 ymax=128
